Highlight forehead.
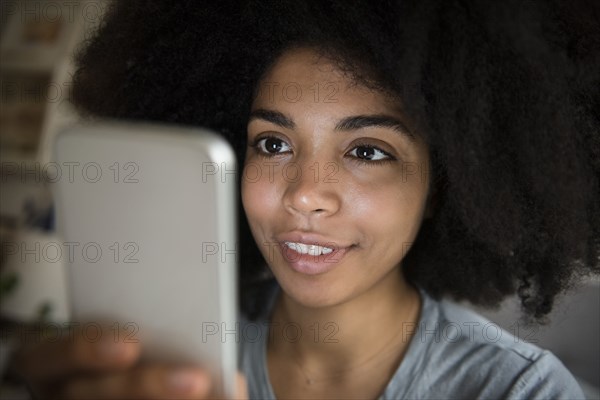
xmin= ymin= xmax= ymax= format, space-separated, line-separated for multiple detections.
xmin=253 ymin=47 xmax=401 ymax=115
xmin=262 ymin=47 xmax=344 ymax=85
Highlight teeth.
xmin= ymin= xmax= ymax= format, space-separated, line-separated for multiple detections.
xmin=285 ymin=242 xmax=334 ymax=255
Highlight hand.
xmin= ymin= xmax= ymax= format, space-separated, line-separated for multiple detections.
xmin=9 ymin=324 xmax=248 ymax=399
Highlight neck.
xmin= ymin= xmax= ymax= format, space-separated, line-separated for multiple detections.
xmin=268 ymin=266 xmax=421 ymax=380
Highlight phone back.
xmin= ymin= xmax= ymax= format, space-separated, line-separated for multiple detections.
xmin=52 ymin=121 xmax=238 ymax=397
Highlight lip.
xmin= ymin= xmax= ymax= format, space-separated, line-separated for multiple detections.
xmin=274 ymin=231 xmax=355 ymax=275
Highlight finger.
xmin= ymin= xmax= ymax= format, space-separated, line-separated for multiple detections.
xmin=11 ymin=325 xmax=140 ymax=382
xmin=234 ymin=372 xmax=249 ymax=400
xmin=59 ymin=364 xmax=211 ymax=400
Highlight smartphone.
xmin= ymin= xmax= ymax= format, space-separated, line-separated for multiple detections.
xmin=51 ymin=121 xmax=238 ymax=398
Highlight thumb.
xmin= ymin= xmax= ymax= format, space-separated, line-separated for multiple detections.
xmin=234 ymin=372 xmax=248 ymax=400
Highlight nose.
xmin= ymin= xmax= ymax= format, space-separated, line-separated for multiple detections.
xmin=282 ymin=159 xmax=342 ymax=218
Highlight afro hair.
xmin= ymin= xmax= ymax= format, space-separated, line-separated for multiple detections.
xmin=71 ymin=0 xmax=600 ymax=321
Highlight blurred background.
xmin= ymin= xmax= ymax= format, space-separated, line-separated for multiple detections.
xmin=0 ymin=1 xmax=598 ymax=399
xmin=1 ymin=1 xmax=108 ymax=398
xmin=1 ymin=0 xmax=107 ymax=321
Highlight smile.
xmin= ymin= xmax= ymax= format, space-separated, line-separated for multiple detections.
xmin=284 ymin=242 xmax=334 ymax=256
xmin=276 ymin=241 xmax=353 ymax=275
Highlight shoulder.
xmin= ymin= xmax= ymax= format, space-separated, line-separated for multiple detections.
xmin=237 ymin=280 xmax=281 ymax=399
xmin=383 ymin=291 xmax=585 ymax=399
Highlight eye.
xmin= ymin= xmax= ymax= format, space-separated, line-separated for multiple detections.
xmin=253 ymin=136 xmax=292 ymax=155
xmin=347 ymin=145 xmax=393 ymax=162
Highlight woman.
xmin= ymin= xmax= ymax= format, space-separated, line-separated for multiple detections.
xmin=9 ymin=0 xmax=599 ymax=398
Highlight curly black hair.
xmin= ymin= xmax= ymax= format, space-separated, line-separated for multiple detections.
xmin=71 ymin=0 xmax=599 ymax=321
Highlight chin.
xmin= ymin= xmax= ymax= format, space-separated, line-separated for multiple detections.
xmin=276 ymin=271 xmax=359 ymax=310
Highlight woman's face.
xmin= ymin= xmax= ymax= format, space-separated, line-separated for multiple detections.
xmin=242 ymin=47 xmax=431 ymax=308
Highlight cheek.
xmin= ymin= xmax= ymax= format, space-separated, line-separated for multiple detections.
xmin=348 ymin=177 xmax=428 ymax=245
xmin=241 ymin=165 xmax=279 ymax=227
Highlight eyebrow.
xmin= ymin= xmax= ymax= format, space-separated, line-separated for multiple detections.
xmin=335 ymin=115 xmax=414 ymax=140
xmin=248 ymin=109 xmax=295 ymax=129
xmin=249 ymin=109 xmax=414 ymax=140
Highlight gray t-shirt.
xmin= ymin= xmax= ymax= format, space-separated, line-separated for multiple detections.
xmin=238 ymin=282 xmax=585 ymax=399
